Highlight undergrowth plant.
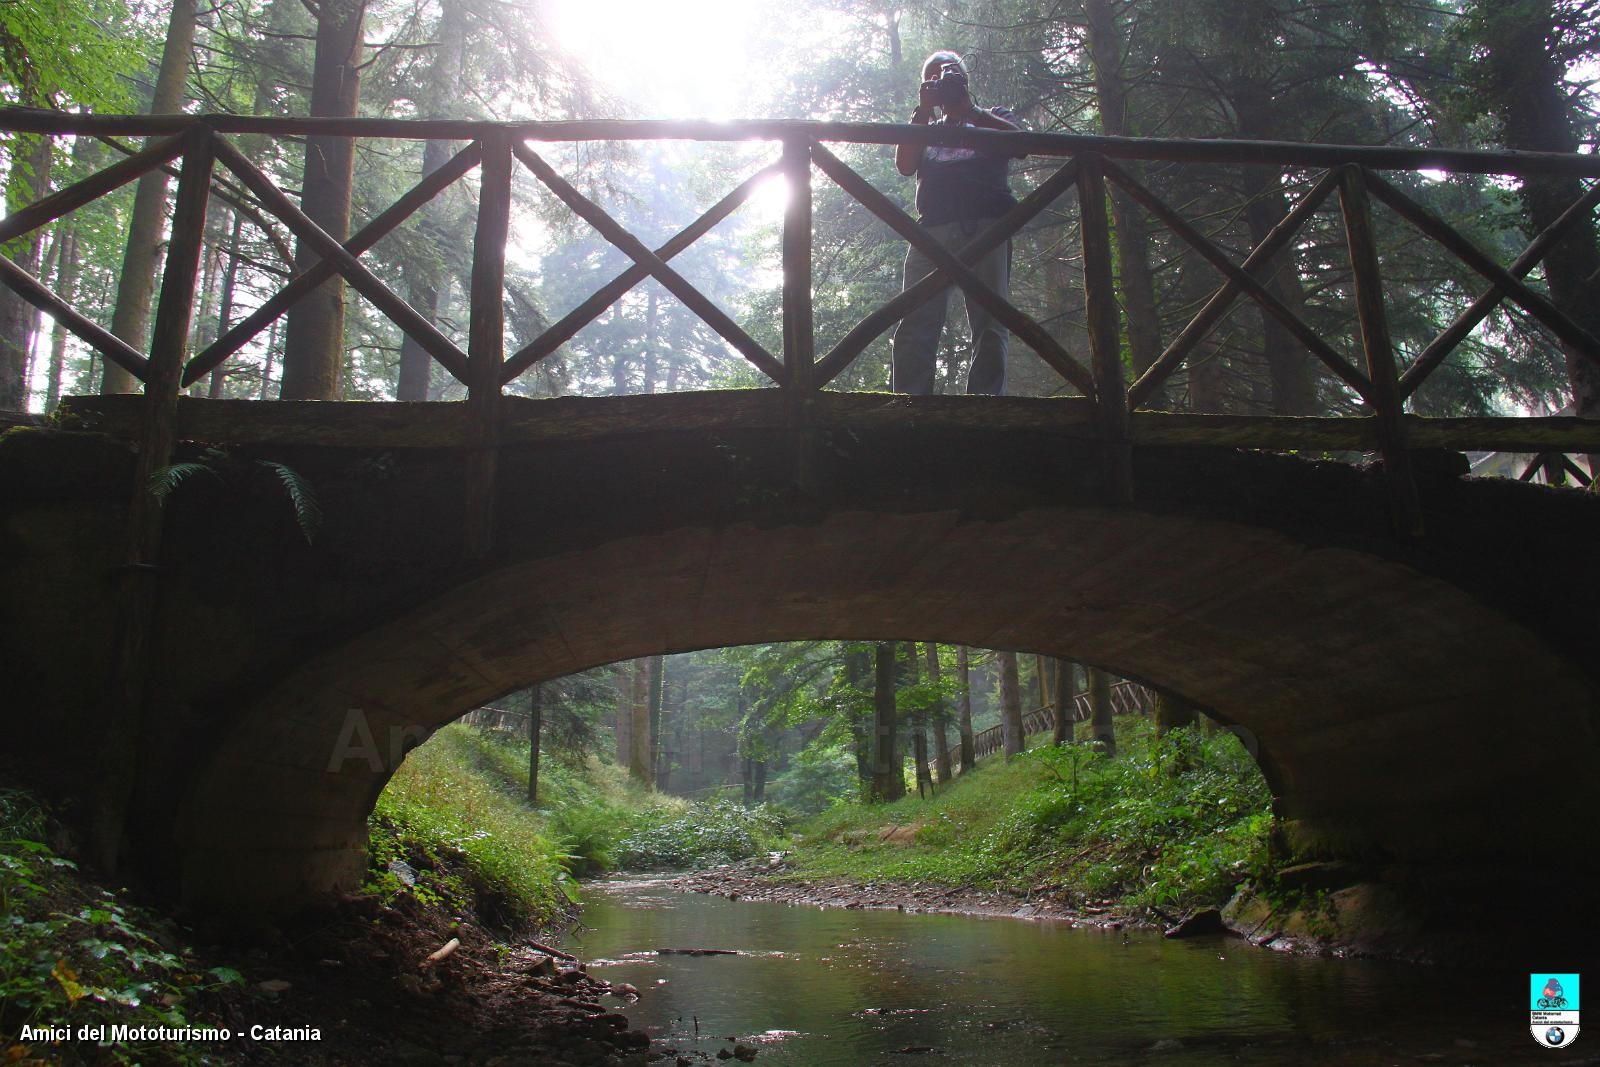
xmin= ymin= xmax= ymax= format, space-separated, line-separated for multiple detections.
xmin=369 ymin=727 xmax=575 ymax=929
xmin=786 ymin=720 xmax=1273 ymax=910
xmin=0 ymin=788 xmax=242 ymax=1066
xmin=614 ymin=801 xmax=787 ymax=871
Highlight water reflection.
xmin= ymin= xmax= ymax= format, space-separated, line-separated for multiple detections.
xmin=557 ymin=878 xmax=1576 ymax=1066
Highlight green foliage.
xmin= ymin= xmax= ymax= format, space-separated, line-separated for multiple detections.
xmin=614 ymin=801 xmax=787 ymax=871
xmin=369 ymin=726 xmax=574 ymax=929
xmin=367 ymin=722 xmax=687 ymax=920
xmin=787 ymin=720 xmax=1273 ymax=911
xmin=148 ymin=449 xmax=322 ymax=543
xmin=0 ymin=0 xmax=145 ymax=108
xmin=0 ymin=788 xmax=233 ymax=1065
xmin=765 ymin=745 xmax=858 ymax=815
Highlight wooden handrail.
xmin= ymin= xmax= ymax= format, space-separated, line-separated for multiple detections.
xmin=7 ymin=109 xmax=1600 ymax=177
xmin=4 ymin=110 xmax=1597 ymax=553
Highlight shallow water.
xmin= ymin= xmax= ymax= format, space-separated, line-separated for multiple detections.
xmin=557 ymin=878 xmax=1590 ymax=1067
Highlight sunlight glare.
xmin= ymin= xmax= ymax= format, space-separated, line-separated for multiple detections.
xmin=546 ymin=0 xmax=769 ymax=119
xmin=750 ymin=170 xmax=791 ymax=221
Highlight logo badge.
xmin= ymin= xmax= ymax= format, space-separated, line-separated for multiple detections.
xmin=1531 ymin=973 xmax=1580 ymax=1049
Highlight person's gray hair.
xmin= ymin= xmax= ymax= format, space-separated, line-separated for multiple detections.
xmin=921 ymin=50 xmax=966 ymax=77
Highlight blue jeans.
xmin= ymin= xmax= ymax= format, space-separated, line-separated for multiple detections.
xmin=890 ymin=218 xmax=1010 ymax=395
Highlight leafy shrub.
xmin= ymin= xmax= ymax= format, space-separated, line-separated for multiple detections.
xmin=0 ymin=788 xmax=241 ymax=1066
xmin=766 ymin=746 xmax=859 ymax=815
xmin=614 ymin=801 xmax=787 ymax=870
xmin=548 ymin=802 xmax=624 ymax=875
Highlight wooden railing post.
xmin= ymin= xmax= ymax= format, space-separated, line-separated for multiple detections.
xmin=1339 ymin=164 xmax=1423 ymax=539
xmin=90 ymin=123 xmax=214 ymax=871
xmin=464 ymin=130 xmax=512 ymax=557
xmin=781 ymin=134 xmax=818 ymax=489
xmin=1079 ymin=153 xmax=1133 ymax=504
xmin=781 ymin=134 xmax=814 ymax=392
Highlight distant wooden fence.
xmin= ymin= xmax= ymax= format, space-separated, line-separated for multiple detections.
xmin=968 ymin=680 xmax=1155 ymax=762
xmin=459 ymin=705 xmax=527 ymax=734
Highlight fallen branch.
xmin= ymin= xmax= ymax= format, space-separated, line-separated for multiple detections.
xmin=526 ymin=938 xmax=577 ymax=962
xmin=421 ymin=937 xmax=459 ymax=967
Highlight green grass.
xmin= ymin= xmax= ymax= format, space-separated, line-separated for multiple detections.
xmin=787 ymin=720 xmax=1274 ymax=910
xmin=369 ymin=725 xmax=581 ymax=928
xmin=369 ymin=724 xmax=787 ymax=926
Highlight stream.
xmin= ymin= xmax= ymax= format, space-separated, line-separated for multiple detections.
xmin=557 ymin=877 xmax=1586 ymax=1066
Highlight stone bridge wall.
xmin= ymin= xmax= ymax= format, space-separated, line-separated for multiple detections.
xmin=2 ymin=396 xmax=1596 ymax=924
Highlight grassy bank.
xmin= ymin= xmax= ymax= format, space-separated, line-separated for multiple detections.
xmin=786 ymin=720 xmax=1273 ymax=912
xmin=368 ymin=724 xmax=787 ymax=927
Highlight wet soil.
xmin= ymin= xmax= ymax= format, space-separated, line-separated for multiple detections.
xmin=194 ymin=892 xmax=659 ymax=1066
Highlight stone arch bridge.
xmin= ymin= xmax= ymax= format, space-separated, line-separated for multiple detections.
xmin=2 ymin=113 xmax=1600 ymax=943
xmin=3 ymin=391 xmax=1597 ymax=927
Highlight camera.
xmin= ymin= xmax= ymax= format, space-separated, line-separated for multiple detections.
xmin=924 ymin=63 xmax=968 ymax=109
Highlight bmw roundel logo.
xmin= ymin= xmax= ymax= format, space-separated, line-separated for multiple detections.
xmin=1547 ymin=1027 xmax=1567 ymax=1046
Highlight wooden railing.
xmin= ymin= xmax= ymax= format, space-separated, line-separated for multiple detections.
xmin=458 ymin=705 xmax=527 ymax=734
xmin=969 ymin=681 xmax=1154 ymax=762
xmin=6 ymin=111 xmax=1600 ymax=540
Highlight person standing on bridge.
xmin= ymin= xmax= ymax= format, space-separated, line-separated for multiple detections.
xmin=891 ymin=51 xmax=1023 ymax=395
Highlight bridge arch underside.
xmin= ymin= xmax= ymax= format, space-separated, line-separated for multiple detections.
xmin=176 ymin=466 xmax=1600 ymax=916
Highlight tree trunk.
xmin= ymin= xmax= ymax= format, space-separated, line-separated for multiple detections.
xmin=189 ymin=226 xmax=221 ymax=397
xmin=643 ymin=287 xmax=659 ymax=393
xmin=753 ymin=756 xmax=766 ymax=803
xmin=1088 ymin=666 xmax=1115 ymax=756
xmin=998 ymin=650 xmax=1024 ymax=759
xmin=646 ymin=654 xmax=664 ymax=786
xmin=526 ymin=682 xmax=543 ymax=804
xmin=924 ymin=643 xmax=952 ymax=783
xmin=628 ymin=658 xmax=652 ymax=784
xmin=209 ymin=212 xmax=243 ymax=398
xmin=1154 ymin=688 xmax=1197 ymax=774
xmin=1179 ymin=255 xmax=1227 ymax=411
xmin=1154 ymin=690 xmax=1198 ymax=735
xmin=1477 ymin=0 xmax=1600 ymax=454
xmin=1244 ymin=174 xmax=1317 ymax=415
xmin=101 ymin=0 xmax=198 ymax=395
xmin=905 ymin=642 xmax=933 ymax=797
xmin=397 ymin=0 xmax=467 ymax=402
xmin=1233 ymin=87 xmax=1316 ymax=416
xmin=44 ymin=227 xmax=78 ymax=411
xmin=396 ymin=138 xmax=451 ymax=402
xmin=870 ymin=641 xmax=903 ymax=801
xmin=955 ymin=646 xmax=976 ymax=772
xmin=0 ymin=134 xmax=52 ymax=410
xmin=845 ymin=644 xmax=873 ymax=794
xmin=1083 ymin=0 xmax=1163 ymax=394
xmin=280 ymin=0 xmax=367 ymax=400
xmin=615 ymin=664 xmax=633 ymax=768
xmin=260 ymin=320 xmax=280 ymax=399
xmin=1052 ymin=657 xmax=1076 ymax=745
